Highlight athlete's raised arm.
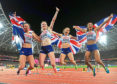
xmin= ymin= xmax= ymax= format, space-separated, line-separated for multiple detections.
xmin=49 ymin=7 xmax=60 ymax=30
xmin=52 ymin=31 xmax=62 ymax=37
xmin=95 ymin=13 xmax=113 ymax=31
xmin=73 ymin=26 xmax=87 ymax=33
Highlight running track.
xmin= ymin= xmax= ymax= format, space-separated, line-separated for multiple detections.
xmin=0 ymin=68 xmax=117 ymax=84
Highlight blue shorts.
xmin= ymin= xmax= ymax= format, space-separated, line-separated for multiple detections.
xmin=61 ymin=47 xmax=72 ymax=55
xmin=40 ymin=45 xmax=54 ymax=54
xmin=20 ymin=48 xmax=32 ymax=56
xmin=86 ymin=44 xmax=98 ymax=52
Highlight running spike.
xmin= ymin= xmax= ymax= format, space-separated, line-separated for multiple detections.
xmin=105 ymin=67 xmax=110 ymax=73
xmin=93 ymin=68 xmax=96 ymax=77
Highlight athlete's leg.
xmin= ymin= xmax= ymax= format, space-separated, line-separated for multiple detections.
xmin=60 ymin=53 xmax=66 ymax=65
xmin=27 ymin=55 xmax=35 ymax=70
xmin=48 ymin=52 xmax=56 ymax=73
xmin=85 ymin=51 xmax=93 ymax=71
xmin=39 ymin=53 xmax=46 ymax=70
xmin=68 ymin=52 xmax=77 ymax=65
xmin=17 ymin=55 xmax=26 ymax=75
xmin=94 ymin=50 xmax=109 ymax=73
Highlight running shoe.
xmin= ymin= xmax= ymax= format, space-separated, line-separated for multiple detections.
xmin=93 ymin=68 xmax=96 ymax=77
xmin=105 ymin=67 xmax=110 ymax=73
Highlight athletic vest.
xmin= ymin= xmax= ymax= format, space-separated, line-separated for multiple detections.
xmin=24 ymin=31 xmax=33 ymax=44
xmin=40 ymin=30 xmax=52 ymax=40
xmin=61 ymin=35 xmax=70 ymax=43
xmin=86 ymin=31 xmax=96 ymax=41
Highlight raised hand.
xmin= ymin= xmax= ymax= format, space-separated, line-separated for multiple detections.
xmin=56 ymin=7 xmax=60 ymax=12
xmin=110 ymin=13 xmax=113 ymax=18
xmin=73 ymin=26 xmax=79 ymax=29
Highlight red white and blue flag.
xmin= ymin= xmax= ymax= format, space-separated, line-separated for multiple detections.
xmin=9 ymin=14 xmax=25 ymax=51
xmin=51 ymin=33 xmax=60 ymax=45
xmin=76 ymin=14 xmax=117 ymax=43
xmin=75 ymin=26 xmax=87 ymax=43
xmin=94 ymin=14 xmax=117 ymax=41
xmin=69 ymin=39 xmax=82 ymax=54
xmin=52 ymin=34 xmax=82 ymax=54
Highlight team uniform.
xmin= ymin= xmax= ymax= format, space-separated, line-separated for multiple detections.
xmin=86 ymin=31 xmax=98 ymax=52
xmin=86 ymin=30 xmax=110 ymax=75
xmin=40 ymin=30 xmax=54 ymax=54
xmin=20 ymin=31 xmax=33 ymax=56
xmin=61 ymin=35 xmax=72 ymax=55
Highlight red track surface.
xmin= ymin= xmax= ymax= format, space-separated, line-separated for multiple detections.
xmin=0 ymin=68 xmax=117 ymax=84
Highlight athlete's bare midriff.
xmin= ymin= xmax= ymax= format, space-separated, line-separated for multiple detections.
xmin=61 ymin=43 xmax=70 ymax=48
xmin=22 ymin=43 xmax=32 ymax=48
xmin=41 ymin=38 xmax=51 ymax=46
xmin=87 ymin=40 xmax=96 ymax=45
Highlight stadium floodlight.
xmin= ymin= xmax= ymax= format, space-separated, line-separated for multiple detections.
xmin=99 ymin=35 xmax=107 ymax=45
xmin=0 ymin=23 xmax=3 ymax=28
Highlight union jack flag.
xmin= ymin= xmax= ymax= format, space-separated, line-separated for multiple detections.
xmin=76 ymin=14 xmax=117 ymax=43
xmin=94 ymin=14 xmax=117 ymax=41
xmin=69 ymin=39 xmax=82 ymax=54
xmin=51 ymin=33 xmax=60 ymax=45
xmin=75 ymin=26 xmax=87 ymax=43
xmin=9 ymin=14 xmax=25 ymax=51
xmin=52 ymin=35 xmax=82 ymax=54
